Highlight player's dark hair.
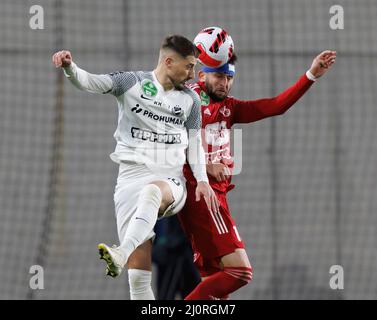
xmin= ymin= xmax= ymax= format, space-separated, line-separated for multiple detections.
xmin=228 ymin=53 xmax=238 ymax=65
xmin=161 ymin=35 xmax=200 ymax=58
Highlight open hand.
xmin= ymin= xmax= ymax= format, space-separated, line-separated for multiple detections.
xmin=309 ymin=50 xmax=337 ymax=78
xmin=206 ymin=163 xmax=231 ymax=182
xmin=195 ymin=181 xmax=220 ymax=215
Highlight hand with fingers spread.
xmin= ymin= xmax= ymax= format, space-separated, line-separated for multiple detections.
xmin=195 ymin=181 xmax=220 ymax=215
xmin=309 ymin=50 xmax=337 ymax=78
xmin=52 ymin=50 xmax=73 ymax=68
xmin=206 ymin=162 xmax=231 ymax=182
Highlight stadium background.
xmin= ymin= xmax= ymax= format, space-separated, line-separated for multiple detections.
xmin=1 ymin=0 xmax=376 ymax=299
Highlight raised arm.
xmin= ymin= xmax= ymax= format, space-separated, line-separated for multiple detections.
xmin=233 ymin=50 xmax=337 ymax=124
xmin=52 ymin=50 xmax=113 ymax=94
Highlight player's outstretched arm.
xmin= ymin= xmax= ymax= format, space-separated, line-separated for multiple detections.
xmin=232 ymin=50 xmax=337 ymax=124
xmin=52 ymin=50 xmax=113 ymax=94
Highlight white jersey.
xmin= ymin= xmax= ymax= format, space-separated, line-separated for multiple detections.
xmin=63 ymin=62 xmax=207 ymax=181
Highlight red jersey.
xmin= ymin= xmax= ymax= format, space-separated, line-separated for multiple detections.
xmin=183 ymin=74 xmax=314 ymax=192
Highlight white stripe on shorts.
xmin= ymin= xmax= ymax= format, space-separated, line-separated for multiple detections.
xmin=209 ymin=210 xmax=224 ymax=234
xmin=217 ymin=210 xmax=228 ymax=233
xmin=210 ymin=208 xmax=229 ymax=234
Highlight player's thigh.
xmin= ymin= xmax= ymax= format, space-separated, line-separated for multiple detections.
xmin=149 ymin=180 xmax=174 ymax=214
xmin=221 ymin=248 xmax=251 ymax=268
xmin=127 ymin=239 xmax=153 ymax=271
xmin=151 ymin=177 xmax=186 ymax=218
xmin=114 ymin=180 xmax=145 ymax=242
xmin=183 ymin=187 xmax=245 ymax=259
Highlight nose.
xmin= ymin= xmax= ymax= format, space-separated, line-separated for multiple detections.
xmin=219 ymin=76 xmax=228 ymax=89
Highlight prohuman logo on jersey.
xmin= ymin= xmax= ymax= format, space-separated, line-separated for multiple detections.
xmin=131 ymin=104 xmax=183 ymax=126
xmin=131 ymin=105 xmax=143 ymax=113
xmin=131 ymin=127 xmax=181 ymax=144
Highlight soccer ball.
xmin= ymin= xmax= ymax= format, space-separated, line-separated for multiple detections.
xmin=193 ymin=27 xmax=234 ymax=68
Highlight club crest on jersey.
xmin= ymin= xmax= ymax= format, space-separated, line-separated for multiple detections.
xmin=172 ymin=105 xmax=183 ymax=116
xmin=141 ymin=79 xmax=158 ymax=97
xmin=200 ymin=91 xmax=210 ymax=106
xmin=219 ymin=105 xmax=231 ymax=117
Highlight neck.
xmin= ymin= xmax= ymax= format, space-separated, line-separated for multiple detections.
xmin=153 ymin=65 xmax=174 ymax=91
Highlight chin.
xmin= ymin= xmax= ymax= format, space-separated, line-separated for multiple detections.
xmin=214 ymin=93 xmax=227 ymax=101
xmin=174 ymin=83 xmax=185 ymax=90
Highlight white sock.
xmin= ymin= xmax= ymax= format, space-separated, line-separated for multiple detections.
xmin=128 ymin=269 xmax=155 ymax=300
xmin=120 ymin=184 xmax=162 ymax=260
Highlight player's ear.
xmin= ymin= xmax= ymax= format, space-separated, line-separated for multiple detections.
xmin=198 ymin=70 xmax=206 ymax=82
xmin=164 ymin=56 xmax=173 ymax=68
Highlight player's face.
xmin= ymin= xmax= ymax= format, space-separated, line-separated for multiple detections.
xmin=203 ymin=72 xmax=234 ymax=101
xmin=167 ymin=54 xmax=197 ymax=90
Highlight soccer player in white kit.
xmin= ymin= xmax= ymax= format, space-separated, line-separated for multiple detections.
xmin=52 ymin=35 xmax=219 ymax=300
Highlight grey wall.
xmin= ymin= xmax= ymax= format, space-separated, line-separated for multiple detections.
xmin=1 ymin=0 xmax=376 ymax=299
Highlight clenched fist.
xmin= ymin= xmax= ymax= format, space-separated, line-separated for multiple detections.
xmin=52 ymin=50 xmax=73 ymax=68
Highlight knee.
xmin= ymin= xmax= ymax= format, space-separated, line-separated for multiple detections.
xmin=224 ymin=266 xmax=253 ymax=286
xmin=149 ymin=181 xmax=174 ymax=212
xmin=139 ymin=184 xmax=162 ymax=207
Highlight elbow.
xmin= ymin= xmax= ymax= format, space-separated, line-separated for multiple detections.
xmin=272 ymin=103 xmax=289 ymax=116
xmin=276 ymin=109 xmax=287 ymax=116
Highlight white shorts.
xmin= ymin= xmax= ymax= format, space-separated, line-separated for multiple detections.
xmin=114 ymin=162 xmax=187 ymax=244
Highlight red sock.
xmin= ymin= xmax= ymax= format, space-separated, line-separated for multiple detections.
xmin=185 ymin=267 xmax=253 ymax=300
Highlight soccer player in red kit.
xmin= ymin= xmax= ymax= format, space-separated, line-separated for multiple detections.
xmin=179 ymin=50 xmax=337 ymax=300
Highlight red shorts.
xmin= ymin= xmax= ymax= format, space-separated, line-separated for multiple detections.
xmin=178 ymin=183 xmax=245 ymax=277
